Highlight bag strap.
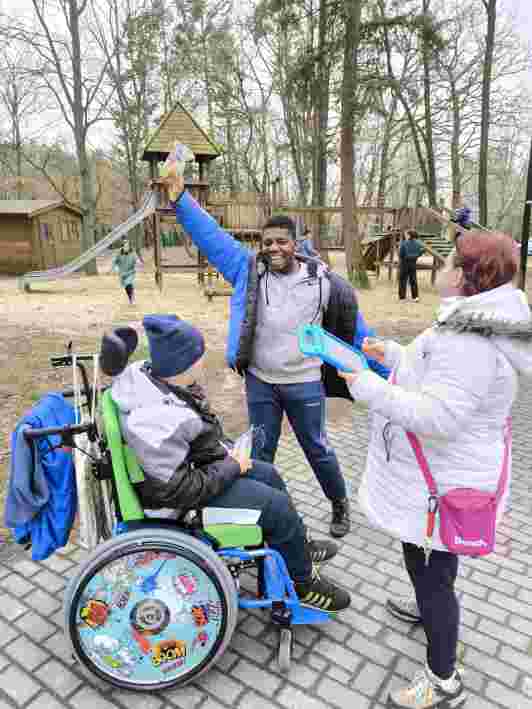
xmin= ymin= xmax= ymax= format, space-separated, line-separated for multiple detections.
xmin=390 ymin=370 xmax=512 ymax=501
xmin=405 ymin=431 xmax=439 ymax=497
xmin=495 ymin=417 xmax=512 ymax=502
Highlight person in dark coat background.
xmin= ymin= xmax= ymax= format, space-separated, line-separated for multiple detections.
xmin=398 ymin=229 xmax=424 ymax=302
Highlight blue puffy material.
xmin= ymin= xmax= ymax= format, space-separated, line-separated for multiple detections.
xmin=5 ymin=393 xmax=77 ymax=560
xmin=175 ymin=191 xmax=251 ymax=367
xmin=354 ymin=311 xmax=390 ymax=380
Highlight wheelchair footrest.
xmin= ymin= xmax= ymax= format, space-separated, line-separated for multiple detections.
xmin=204 ymin=523 xmax=262 ymax=548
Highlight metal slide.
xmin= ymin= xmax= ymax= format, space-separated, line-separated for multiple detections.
xmin=19 ymin=190 xmax=160 ymax=291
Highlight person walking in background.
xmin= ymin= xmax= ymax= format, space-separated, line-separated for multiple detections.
xmin=339 ymin=230 xmax=532 ymax=708
xmin=398 ymin=229 xmax=424 ymax=302
xmin=112 ymin=239 xmax=140 ymax=305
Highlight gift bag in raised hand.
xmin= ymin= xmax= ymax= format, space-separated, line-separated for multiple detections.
xmin=160 ymin=142 xmax=194 ymax=200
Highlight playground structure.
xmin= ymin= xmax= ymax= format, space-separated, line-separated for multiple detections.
xmin=18 ymin=191 xmax=160 ymax=291
xmin=276 ymin=204 xmax=465 ymax=285
xmin=142 ymin=104 xmax=266 ymax=298
xmin=17 ymin=100 xmax=480 ymax=293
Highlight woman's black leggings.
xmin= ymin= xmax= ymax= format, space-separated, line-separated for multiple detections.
xmin=125 ymin=284 xmax=134 ymax=302
xmin=402 ymin=542 xmax=459 ymax=679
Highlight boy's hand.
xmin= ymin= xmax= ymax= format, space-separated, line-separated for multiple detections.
xmin=230 ymin=450 xmax=252 ymax=475
xmin=362 ymin=337 xmax=386 ymax=363
xmin=337 ymin=369 xmax=359 ymax=385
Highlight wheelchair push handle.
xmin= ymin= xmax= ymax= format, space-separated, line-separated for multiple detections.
xmin=24 ymin=421 xmax=93 ymax=441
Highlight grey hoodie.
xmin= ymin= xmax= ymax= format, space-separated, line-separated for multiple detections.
xmin=249 ymin=260 xmax=331 ymax=384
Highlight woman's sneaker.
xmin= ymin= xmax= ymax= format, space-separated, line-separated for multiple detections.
xmin=388 ymin=664 xmax=466 ymax=708
xmin=294 ymin=568 xmax=351 ymax=613
xmin=387 ymin=596 xmax=422 ymax=624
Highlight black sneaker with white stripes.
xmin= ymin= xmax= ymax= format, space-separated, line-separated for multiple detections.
xmin=295 ymin=567 xmax=351 ymax=613
xmin=305 ymin=537 xmax=338 ymax=564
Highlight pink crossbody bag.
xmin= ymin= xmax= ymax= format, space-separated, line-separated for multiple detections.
xmin=391 ymin=372 xmax=512 ymax=561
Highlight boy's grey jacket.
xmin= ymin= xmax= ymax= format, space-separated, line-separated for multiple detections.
xmin=111 ymin=361 xmax=240 ymax=512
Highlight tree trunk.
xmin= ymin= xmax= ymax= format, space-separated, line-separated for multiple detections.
xmin=200 ymin=17 xmax=215 ymax=138
xmin=70 ymin=0 xmax=97 ymax=275
xmin=518 ymin=136 xmax=532 ymax=291
xmin=479 ymin=0 xmax=497 ymax=227
xmin=312 ymin=0 xmax=331 ymax=262
xmin=376 ymin=96 xmax=398 ymax=228
xmin=341 ymin=0 xmax=368 ymax=287
xmin=449 ymin=78 xmax=462 ymax=209
xmin=381 ymin=18 xmax=430 ymax=203
xmin=422 ymin=0 xmax=437 ymax=206
xmin=225 ymin=115 xmax=237 ymax=195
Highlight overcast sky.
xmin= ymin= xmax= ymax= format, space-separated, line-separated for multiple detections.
xmin=505 ymin=0 xmax=532 ymax=44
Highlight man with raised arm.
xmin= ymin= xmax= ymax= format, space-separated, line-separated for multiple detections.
xmin=168 ymin=176 xmax=357 ymax=537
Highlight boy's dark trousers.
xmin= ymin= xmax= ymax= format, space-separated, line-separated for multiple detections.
xmin=399 ymin=259 xmax=419 ymax=300
xmin=209 ymin=461 xmax=312 ymax=583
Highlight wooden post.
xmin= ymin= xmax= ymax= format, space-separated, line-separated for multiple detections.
xmin=154 ymin=210 xmax=163 ymax=291
xmin=149 ymin=160 xmax=163 ymax=291
xmin=376 ymin=237 xmax=381 ymax=279
xmin=431 ymin=253 xmax=437 ymax=285
xmin=388 ymin=232 xmax=396 ymax=281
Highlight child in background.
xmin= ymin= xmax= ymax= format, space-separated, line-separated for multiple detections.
xmin=112 ymin=240 xmax=140 ymax=305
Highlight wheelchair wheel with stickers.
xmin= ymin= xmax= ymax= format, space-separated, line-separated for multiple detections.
xmin=64 ymin=528 xmax=238 ymax=691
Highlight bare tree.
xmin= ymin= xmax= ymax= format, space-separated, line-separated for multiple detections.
xmin=421 ymin=0 xmax=437 ymax=206
xmin=341 ymin=0 xmax=367 ymax=286
xmin=90 ymin=0 xmax=159 ymax=250
xmin=8 ymin=0 xmax=116 ymax=273
xmin=0 ymin=48 xmax=46 ymax=189
xmin=478 ymin=0 xmax=497 ymax=226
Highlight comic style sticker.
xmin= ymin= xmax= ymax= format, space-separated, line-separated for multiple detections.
xmin=80 ymin=599 xmax=110 ymax=629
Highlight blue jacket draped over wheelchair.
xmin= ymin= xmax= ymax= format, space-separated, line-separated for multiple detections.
xmin=4 ymin=393 xmax=77 ymax=560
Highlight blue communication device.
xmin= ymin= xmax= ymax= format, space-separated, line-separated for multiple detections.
xmin=298 ymin=324 xmax=369 ymax=373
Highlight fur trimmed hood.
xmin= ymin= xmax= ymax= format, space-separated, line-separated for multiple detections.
xmin=435 ymin=283 xmax=532 ymax=376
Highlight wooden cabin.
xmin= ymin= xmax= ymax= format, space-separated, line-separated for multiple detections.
xmin=0 ymin=199 xmax=82 ymax=275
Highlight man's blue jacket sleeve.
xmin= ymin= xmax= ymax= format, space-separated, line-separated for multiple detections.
xmin=354 ymin=311 xmax=390 ymax=380
xmin=174 ymin=192 xmax=252 ymax=368
xmin=175 ymin=192 xmax=250 ymax=286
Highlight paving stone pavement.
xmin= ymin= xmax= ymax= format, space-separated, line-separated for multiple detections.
xmin=1 ymin=384 xmax=532 ymax=709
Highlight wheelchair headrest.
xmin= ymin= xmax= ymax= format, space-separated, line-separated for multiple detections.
xmin=100 ymin=327 xmax=139 ymax=377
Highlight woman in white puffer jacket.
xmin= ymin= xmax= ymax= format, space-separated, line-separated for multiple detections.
xmin=341 ymin=230 xmax=532 ymax=709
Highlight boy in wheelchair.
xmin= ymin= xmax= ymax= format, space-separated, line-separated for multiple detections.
xmin=107 ymin=314 xmax=351 ymax=613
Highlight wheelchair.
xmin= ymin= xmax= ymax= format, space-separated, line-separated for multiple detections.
xmin=24 ymin=340 xmax=334 ymax=692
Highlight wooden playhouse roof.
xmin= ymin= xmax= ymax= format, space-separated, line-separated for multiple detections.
xmin=142 ymin=101 xmax=221 ymax=163
xmin=0 ymin=199 xmax=82 ymax=218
